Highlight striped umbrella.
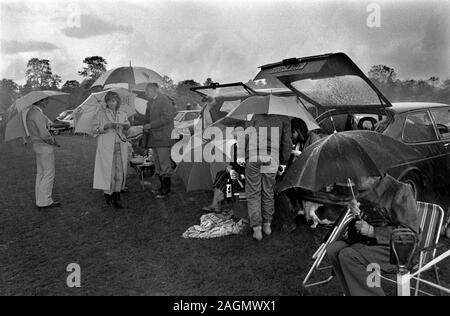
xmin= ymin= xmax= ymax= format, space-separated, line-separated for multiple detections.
xmin=4 ymin=91 xmax=69 ymax=142
xmin=91 ymin=66 xmax=165 ymax=90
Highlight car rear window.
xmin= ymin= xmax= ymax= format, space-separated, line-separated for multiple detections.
xmin=403 ymin=112 xmax=438 ymax=143
xmin=430 ymin=108 xmax=450 ymax=139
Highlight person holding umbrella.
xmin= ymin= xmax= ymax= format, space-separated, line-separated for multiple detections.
xmin=142 ymin=83 xmax=175 ymax=199
xmin=92 ymin=91 xmax=130 ymax=208
xmin=26 ymin=97 xmax=61 ymax=209
xmin=327 ymin=174 xmax=420 ymax=296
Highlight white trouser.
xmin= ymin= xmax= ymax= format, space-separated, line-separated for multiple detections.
xmin=33 ymin=142 xmax=55 ymax=207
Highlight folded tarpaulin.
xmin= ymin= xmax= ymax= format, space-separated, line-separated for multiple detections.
xmin=182 ymin=211 xmax=248 ymax=239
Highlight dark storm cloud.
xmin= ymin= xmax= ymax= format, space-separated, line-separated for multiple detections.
xmin=61 ymin=14 xmax=133 ymax=38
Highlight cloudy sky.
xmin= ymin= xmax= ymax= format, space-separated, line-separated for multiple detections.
xmin=0 ymin=0 xmax=449 ymax=85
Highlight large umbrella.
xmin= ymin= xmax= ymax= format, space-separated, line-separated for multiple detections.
xmin=91 ymin=66 xmax=165 ymax=90
xmin=175 ymin=139 xmax=237 ymax=192
xmin=4 ymin=90 xmax=69 ymax=142
xmin=227 ymin=95 xmax=320 ymax=131
xmin=73 ymin=88 xmax=144 ymax=136
xmin=277 ymin=130 xmax=424 ymax=193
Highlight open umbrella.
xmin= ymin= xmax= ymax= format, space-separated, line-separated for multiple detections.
xmin=91 ymin=66 xmax=165 ymax=90
xmin=227 ymin=95 xmax=320 ymax=131
xmin=175 ymin=139 xmax=237 ymax=192
xmin=277 ymin=130 xmax=424 ymax=193
xmin=4 ymin=90 xmax=69 ymax=142
xmin=73 ymin=88 xmax=144 ymax=136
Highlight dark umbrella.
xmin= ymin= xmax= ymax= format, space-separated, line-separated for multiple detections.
xmin=278 ymin=130 xmax=424 ymax=193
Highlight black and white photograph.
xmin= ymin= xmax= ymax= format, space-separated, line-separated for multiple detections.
xmin=0 ymin=0 xmax=450 ymax=300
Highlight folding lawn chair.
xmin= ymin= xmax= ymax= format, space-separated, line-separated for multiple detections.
xmin=302 ymin=201 xmax=448 ymax=295
xmin=380 ymin=202 xmax=447 ymax=296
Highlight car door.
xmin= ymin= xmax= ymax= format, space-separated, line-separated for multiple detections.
xmin=402 ymin=110 xmax=443 ymax=188
xmin=429 ymin=107 xmax=450 ymax=187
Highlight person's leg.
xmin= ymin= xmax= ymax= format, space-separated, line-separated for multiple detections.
xmin=261 ymin=172 xmax=277 ymax=235
xmin=338 ymin=244 xmax=390 ymax=296
xmin=112 ymin=144 xmax=124 ymax=208
xmin=34 ymin=148 xmax=44 ymax=206
xmin=35 ymin=144 xmax=55 ymax=207
xmin=203 ymin=188 xmax=224 ymax=212
xmin=156 ymin=147 xmax=173 ymax=198
xmin=245 ymin=162 xmax=263 ymax=240
xmin=151 ymin=147 xmax=163 ymax=192
xmin=327 ymin=241 xmax=351 ymax=296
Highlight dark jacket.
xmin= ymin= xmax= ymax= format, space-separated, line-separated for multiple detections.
xmin=238 ymin=114 xmax=292 ymax=166
xmin=142 ymin=93 xmax=175 ymax=148
xmin=358 ymin=175 xmax=420 ymax=245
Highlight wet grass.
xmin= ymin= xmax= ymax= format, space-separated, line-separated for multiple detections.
xmin=0 ymin=135 xmax=448 ymax=296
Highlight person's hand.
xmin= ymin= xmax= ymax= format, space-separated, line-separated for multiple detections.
xmin=229 ymin=170 xmax=239 ymax=180
xmin=278 ymin=165 xmax=287 ymax=176
xmin=355 ymin=220 xmax=374 ymax=237
xmin=349 ymin=200 xmax=361 ymax=217
xmin=236 ymin=157 xmax=245 ymax=167
xmin=291 ymin=149 xmax=302 ymax=157
xmin=143 ymin=124 xmax=152 ymax=132
xmin=104 ymin=122 xmax=116 ymax=130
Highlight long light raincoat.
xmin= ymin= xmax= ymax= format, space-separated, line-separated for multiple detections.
xmin=92 ymin=107 xmax=130 ymax=192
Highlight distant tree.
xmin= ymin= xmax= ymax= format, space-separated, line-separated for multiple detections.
xmin=79 ymin=56 xmax=107 ymax=88
xmin=25 ymin=58 xmax=61 ymax=90
xmin=0 ymin=79 xmax=19 ymax=111
xmin=203 ymin=78 xmax=214 ymax=87
xmin=174 ymin=80 xmax=202 ymax=110
xmin=162 ymin=75 xmax=175 ymax=89
xmin=368 ymin=65 xmax=397 ymax=84
xmin=61 ymin=80 xmax=81 ymax=92
xmin=428 ymin=76 xmax=440 ymax=88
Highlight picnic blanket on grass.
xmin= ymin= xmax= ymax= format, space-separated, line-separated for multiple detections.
xmin=183 ymin=210 xmax=249 ymax=239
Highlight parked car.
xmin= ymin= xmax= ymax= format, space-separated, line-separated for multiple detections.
xmin=255 ymin=52 xmax=450 ymax=199
xmin=51 ymin=113 xmax=74 ymax=134
xmin=173 ymin=110 xmax=201 ymax=137
xmin=56 ymin=110 xmax=73 ymax=121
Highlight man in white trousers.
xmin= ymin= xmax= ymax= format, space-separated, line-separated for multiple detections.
xmin=26 ymin=98 xmax=61 ymax=209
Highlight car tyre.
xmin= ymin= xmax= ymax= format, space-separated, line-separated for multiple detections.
xmin=401 ymin=172 xmax=423 ymax=201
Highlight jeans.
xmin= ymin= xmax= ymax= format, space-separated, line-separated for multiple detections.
xmin=245 ymin=162 xmax=277 ymax=227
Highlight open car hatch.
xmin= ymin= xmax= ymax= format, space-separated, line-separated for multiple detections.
xmin=191 ymin=82 xmax=257 ymax=100
xmin=254 ymin=52 xmax=392 ymax=110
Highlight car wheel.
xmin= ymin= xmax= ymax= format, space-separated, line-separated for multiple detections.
xmin=401 ymin=172 xmax=423 ymax=201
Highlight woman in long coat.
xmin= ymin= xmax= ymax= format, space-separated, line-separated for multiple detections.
xmin=92 ymin=91 xmax=130 ymax=208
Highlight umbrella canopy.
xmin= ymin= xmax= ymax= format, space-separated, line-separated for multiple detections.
xmin=228 ymin=95 xmax=320 ymax=131
xmin=91 ymin=66 xmax=165 ymax=90
xmin=175 ymin=139 xmax=237 ymax=192
xmin=73 ymin=88 xmax=142 ymax=136
xmin=4 ymin=90 xmax=69 ymax=142
xmin=277 ymin=130 xmax=424 ymax=192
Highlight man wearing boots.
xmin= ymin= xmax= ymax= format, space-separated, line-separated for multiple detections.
xmin=142 ymin=83 xmax=175 ymax=199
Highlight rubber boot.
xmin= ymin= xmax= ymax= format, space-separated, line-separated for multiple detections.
xmin=112 ymin=192 xmax=123 ymax=209
xmin=157 ymin=178 xmax=171 ymax=199
xmin=104 ymin=193 xmax=113 ymax=206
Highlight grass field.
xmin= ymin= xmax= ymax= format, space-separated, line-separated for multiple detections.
xmin=0 ymin=135 xmax=448 ymax=296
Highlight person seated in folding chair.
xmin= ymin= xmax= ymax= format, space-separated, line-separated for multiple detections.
xmin=202 ymin=144 xmax=246 ymax=213
xmin=327 ymin=174 xmax=420 ymax=296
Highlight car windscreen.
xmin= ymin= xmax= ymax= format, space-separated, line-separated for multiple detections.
xmin=174 ymin=113 xmax=184 ymax=121
xmin=290 ymin=75 xmax=381 ymax=108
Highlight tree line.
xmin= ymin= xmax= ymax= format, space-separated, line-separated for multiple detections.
xmin=1 ymin=58 xmax=449 ymax=114
xmin=0 ymin=56 xmax=210 ymax=113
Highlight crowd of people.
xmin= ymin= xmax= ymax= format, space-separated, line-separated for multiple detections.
xmin=21 ymin=83 xmax=442 ymax=296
